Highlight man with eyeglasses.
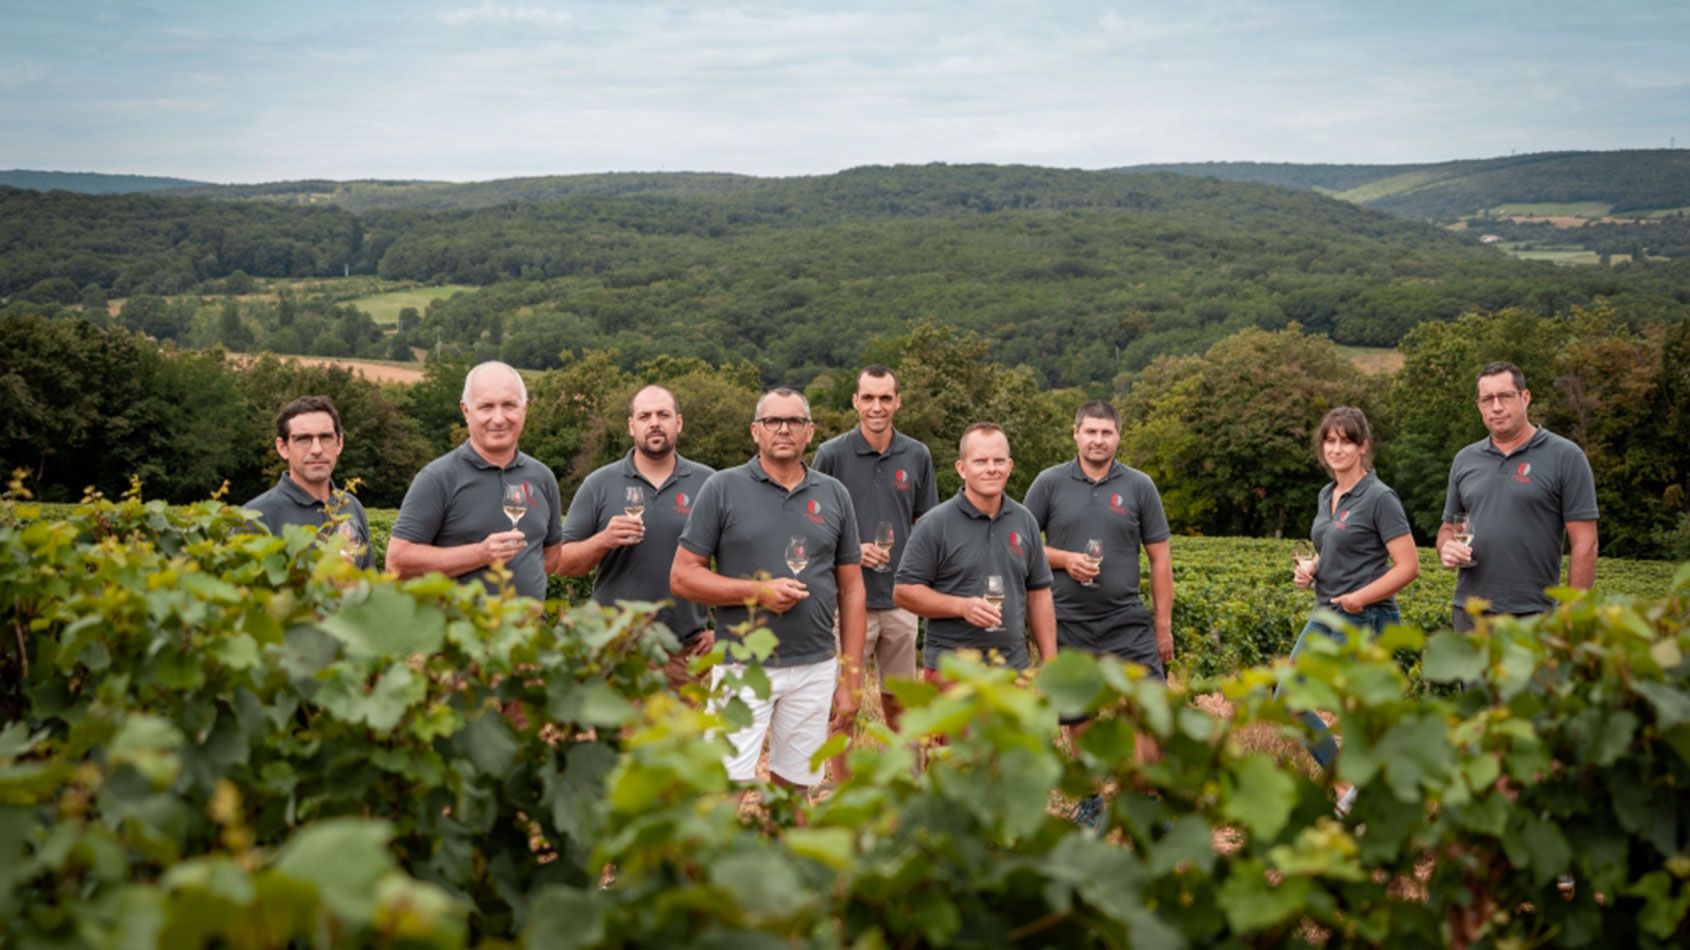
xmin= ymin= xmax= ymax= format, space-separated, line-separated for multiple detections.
xmin=556 ymin=384 xmax=716 ymax=688
xmin=1436 ymin=361 xmax=1599 ymax=631
xmin=388 ymin=362 xmax=565 ymax=601
xmin=244 ymin=395 xmax=373 ymax=568
xmin=671 ymin=388 xmax=867 ymax=792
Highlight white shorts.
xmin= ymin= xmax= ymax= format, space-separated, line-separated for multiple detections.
xmin=712 ymin=658 xmax=838 ymax=787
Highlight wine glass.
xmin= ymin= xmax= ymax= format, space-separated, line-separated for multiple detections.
xmin=873 ymin=521 xmax=895 ymax=573
xmin=338 ymin=520 xmax=367 ymax=565
xmin=784 ymin=536 xmax=808 ymax=576
xmin=983 ymin=574 xmax=1006 ymax=632
xmin=1451 ymin=513 xmax=1475 ymax=566
xmin=624 ymin=485 xmax=646 ymax=520
xmin=502 ymin=483 xmax=528 ymax=529
xmin=1291 ymin=539 xmax=1315 ymax=572
xmin=1079 ymin=538 xmax=1104 ymax=588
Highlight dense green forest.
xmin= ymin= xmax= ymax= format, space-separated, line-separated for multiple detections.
xmin=1117 ymin=149 xmax=1690 ymax=220
xmin=7 ymin=166 xmax=1690 ymax=386
xmin=3 ymin=308 xmax=1685 ymax=559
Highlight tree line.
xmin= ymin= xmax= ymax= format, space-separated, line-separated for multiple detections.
xmin=3 ymin=306 xmax=1684 ymax=558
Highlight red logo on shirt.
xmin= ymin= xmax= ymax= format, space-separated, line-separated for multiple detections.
xmin=1513 ymin=462 xmax=1532 ymax=485
xmin=520 ymin=481 xmax=537 ymax=505
xmin=673 ymin=492 xmax=692 ymax=514
xmin=894 ymin=468 xmax=911 ymax=491
xmin=1008 ymin=531 xmax=1026 ymax=557
xmin=805 ymin=498 xmax=826 ymax=524
xmin=1109 ymin=493 xmax=1128 ymax=515
xmin=1336 ymin=509 xmax=1351 ymax=528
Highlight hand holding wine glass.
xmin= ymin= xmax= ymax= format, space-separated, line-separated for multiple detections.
xmin=982 ymin=574 xmax=1006 ymax=631
xmin=784 ymin=535 xmax=809 ymax=576
xmin=1450 ymin=513 xmax=1476 ymax=568
xmin=502 ymin=483 xmax=528 ymax=529
xmin=872 ymin=521 xmax=895 ymax=573
xmin=1291 ymin=539 xmax=1316 ymax=587
xmin=1079 ymin=538 xmax=1104 ymax=588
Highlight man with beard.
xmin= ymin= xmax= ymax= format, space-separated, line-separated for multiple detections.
xmin=1437 ymin=361 xmax=1599 ymax=630
xmin=672 ymin=388 xmax=867 ymax=792
xmin=557 ymin=384 xmax=716 ymax=686
xmin=244 ymin=395 xmax=373 ymax=568
xmin=388 ymin=362 xmax=564 ymax=600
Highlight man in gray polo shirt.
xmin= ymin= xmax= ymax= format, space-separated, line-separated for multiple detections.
xmin=557 ymin=384 xmax=715 ymax=686
xmin=1437 ymin=361 xmax=1599 ymax=630
xmin=244 ymin=395 xmax=373 ymax=569
xmin=1024 ymin=400 xmax=1173 ymax=676
xmin=812 ymin=364 xmax=939 ymax=728
xmin=672 ymin=388 xmax=867 ymax=790
xmin=895 ymin=423 xmax=1057 ymax=672
xmin=388 ymin=362 xmax=564 ymax=601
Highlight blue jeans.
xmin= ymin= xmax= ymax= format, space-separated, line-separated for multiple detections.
xmin=1281 ymin=603 xmax=1400 ymax=771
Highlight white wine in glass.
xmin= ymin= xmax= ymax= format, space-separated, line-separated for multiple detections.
xmin=1452 ymin=514 xmax=1475 ymax=565
xmin=1291 ymin=539 xmax=1316 ymax=573
xmin=624 ymin=485 xmax=646 ymax=519
xmin=502 ymin=483 xmax=528 ymax=529
xmin=873 ymin=521 xmax=895 ymax=573
xmin=983 ymin=574 xmax=1006 ymax=631
xmin=784 ymin=536 xmax=808 ymax=576
xmin=1080 ymin=538 xmax=1104 ymax=587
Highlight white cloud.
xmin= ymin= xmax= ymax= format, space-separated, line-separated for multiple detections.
xmin=438 ymin=1 xmax=572 ymax=27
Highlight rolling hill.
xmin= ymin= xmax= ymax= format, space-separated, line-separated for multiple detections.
xmin=0 ymin=170 xmax=210 ymax=194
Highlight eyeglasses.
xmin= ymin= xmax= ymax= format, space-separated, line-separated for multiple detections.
xmin=287 ymin=433 xmax=339 ymax=446
xmin=1477 ymin=391 xmax=1521 ymax=407
xmin=755 ymin=417 xmax=812 ymax=430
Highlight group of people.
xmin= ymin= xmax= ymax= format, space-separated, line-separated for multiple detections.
xmin=245 ymin=358 xmax=1599 ymax=816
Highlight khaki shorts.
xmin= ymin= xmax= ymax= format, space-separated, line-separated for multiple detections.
xmin=834 ymin=607 xmax=919 ymax=689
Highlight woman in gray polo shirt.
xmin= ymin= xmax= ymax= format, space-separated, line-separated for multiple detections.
xmin=1287 ymin=407 xmax=1419 ymax=809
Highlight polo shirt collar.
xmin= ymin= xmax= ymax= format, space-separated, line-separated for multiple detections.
xmin=748 ymin=456 xmax=818 ymax=491
xmin=1334 ymin=470 xmax=1378 ymax=501
xmin=954 ymin=488 xmax=1008 ymax=521
xmin=275 ymin=473 xmax=332 ymax=509
xmin=456 ymin=440 xmax=527 ymax=472
xmin=1483 ymin=424 xmax=1549 ymax=458
xmin=618 ymin=449 xmax=695 ymax=485
xmin=1066 ymin=457 xmax=1125 ymax=485
xmin=848 ymin=426 xmax=902 ymax=457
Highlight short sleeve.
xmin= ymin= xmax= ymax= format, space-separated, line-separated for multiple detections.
xmin=1023 ymin=512 xmax=1054 ymax=590
xmin=894 ymin=515 xmax=941 ymax=586
xmin=559 ymin=472 xmax=603 ymax=543
xmin=834 ymin=488 xmax=863 ymax=565
xmin=542 ymin=470 xmax=566 ymax=546
xmin=1440 ymin=458 xmax=1463 ymax=523
xmin=1137 ymin=475 xmax=1171 ymax=544
xmin=1560 ymin=448 xmax=1600 ymax=522
xmin=914 ymin=445 xmax=941 ymax=519
xmin=391 ymin=468 xmax=447 ymax=544
xmin=677 ymin=472 xmax=726 ymax=557
xmin=1021 ymin=471 xmax=1052 ymax=530
xmin=1374 ymin=487 xmax=1413 ymax=542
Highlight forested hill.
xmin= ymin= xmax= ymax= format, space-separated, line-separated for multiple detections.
xmin=0 ymin=170 xmax=209 ymax=194
xmin=5 ymin=165 xmax=1689 ymax=387
xmin=1113 ymin=149 xmax=1690 ymax=220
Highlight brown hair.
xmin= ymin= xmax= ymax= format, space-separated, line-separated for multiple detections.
xmin=274 ymin=395 xmax=342 ymax=441
xmin=957 ymin=422 xmax=1009 ymax=457
xmin=1313 ymin=406 xmax=1373 ymax=474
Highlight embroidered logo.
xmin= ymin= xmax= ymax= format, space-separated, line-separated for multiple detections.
xmin=1008 ymin=530 xmax=1026 ymax=557
xmin=1337 ymin=509 xmax=1352 ymax=527
xmin=1513 ymin=462 xmax=1532 ymax=485
xmin=805 ymin=498 xmax=826 ymax=524
xmin=894 ymin=468 xmax=912 ymax=491
xmin=673 ymin=491 xmax=692 ymax=514
xmin=1109 ymin=493 xmax=1128 ymax=515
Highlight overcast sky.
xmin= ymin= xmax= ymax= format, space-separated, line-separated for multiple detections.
xmin=4 ymin=0 xmax=1686 ymax=183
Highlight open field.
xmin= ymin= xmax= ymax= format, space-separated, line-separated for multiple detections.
xmin=1498 ymin=242 xmax=1605 ymax=266
xmin=1337 ymin=344 xmax=1403 ymax=374
xmin=1488 ymin=201 xmax=1612 ymax=218
xmin=348 ymin=284 xmax=475 ymax=324
xmin=227 ymin=351 xmax=427 ymax=384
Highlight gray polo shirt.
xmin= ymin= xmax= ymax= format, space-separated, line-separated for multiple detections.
xmin=243 ymin=475 xmax=373 ymax=570
xmin=561 ymin=451 xmax=715 ymax=640
xmin=391 ymin=441 xmax=564 ymax=600
xmin=1442 ymin=426 xmax=1599 ymax=614
xmin=812 ymin=427 xmax=940 ymax=610
xmin=896 ymin=490 xmax=1054 ymax=670
xmin=1310 ymin=471 xmax=1412 ymax=609
xmin=1023 ymin=459 xmax=1169 ymax=621
xmin=678 ymin=458 xmax=861 ymax=668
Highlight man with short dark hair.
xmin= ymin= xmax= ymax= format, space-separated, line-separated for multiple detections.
xmin=1436 ymin=361 xmax=1599 ymax=630
xmin=1024 ymin=400 xmax=1173 ymax=676
xmin=557 ymin=384 xmax=716 ymax=686
xmin=387 ymin=362 xmax=565 ymax=600
xmin=894 ymin=423 xmax=1057 ymax=673
xmin=671 ymin=388 xmax=867 ymax=791
xmin=244 ymin=395 xmax=372 ymax=568
xmin=812 ymin=365 xmax=938 ymax=729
